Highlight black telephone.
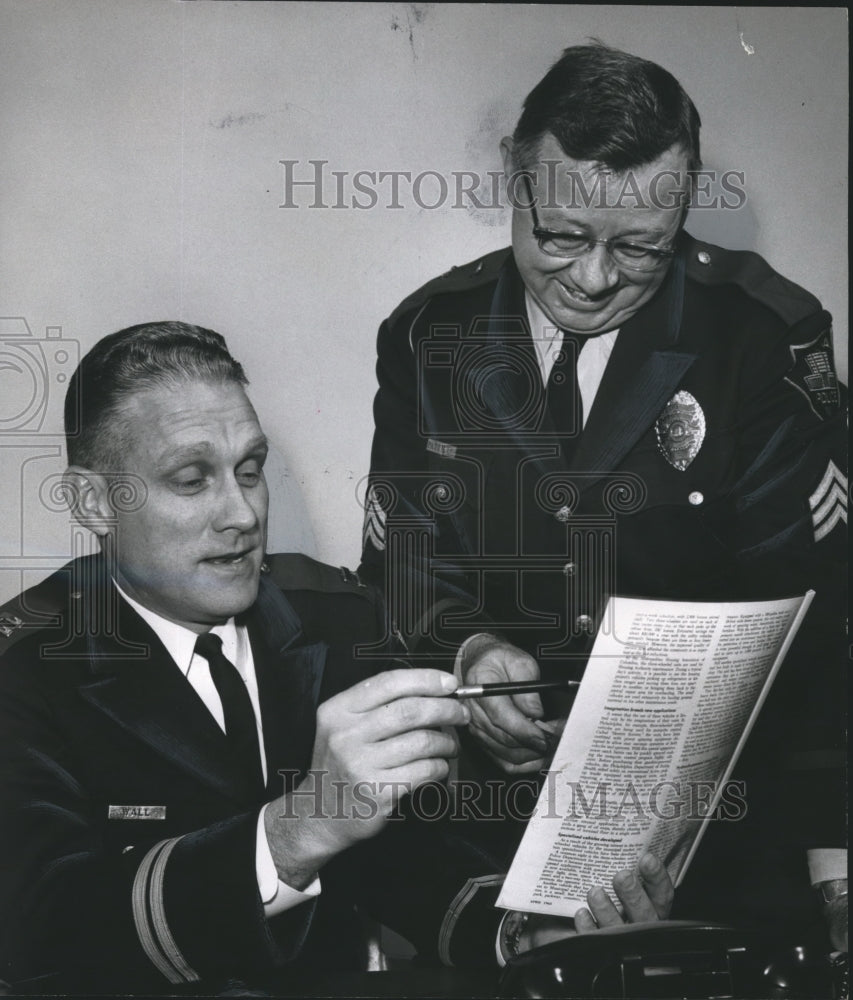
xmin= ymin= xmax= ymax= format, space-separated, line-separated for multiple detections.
xmin=499 ymin=920 xmax=846 ymax=999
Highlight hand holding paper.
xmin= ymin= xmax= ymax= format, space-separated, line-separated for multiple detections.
xmin=517 ymin=852 xmax=675 ymax=953
xmin=497 ymin=592 xmax=814 ymax=918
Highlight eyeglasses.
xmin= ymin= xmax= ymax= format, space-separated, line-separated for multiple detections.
xmin=521 ymin=175 xmax=677 ymax=272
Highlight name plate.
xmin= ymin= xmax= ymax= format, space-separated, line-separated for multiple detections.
xmin=426 ymin=438 xmax=457 ymax=459
xmin=108 ymin=805 xmax=167 ymax=820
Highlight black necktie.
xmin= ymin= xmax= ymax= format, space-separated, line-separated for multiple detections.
xmin=546 ymin=333 xmax=583 ymax=460
xmin=194 ymin=633 xmax=264 ymax=793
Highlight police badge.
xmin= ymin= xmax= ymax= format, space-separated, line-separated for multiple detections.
xmin=655 ymin=391 xmax=706 ymax=471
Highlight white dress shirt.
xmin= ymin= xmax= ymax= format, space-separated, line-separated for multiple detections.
xmin=114 ymin=581 xmax=321 ymax=916
xmin=525 ymin=292 xmax=619 ymax=425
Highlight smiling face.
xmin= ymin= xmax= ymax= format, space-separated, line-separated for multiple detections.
xmin=106 ymin=378 xmax=269 ymax=632
xmin=506 ymin=133 xmax=690 ymax=336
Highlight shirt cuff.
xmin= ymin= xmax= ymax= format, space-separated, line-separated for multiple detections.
xmin=256 ymin=803 xmax=321 ymax=917
xmin=807 ymin=848 xmax=848 ymax=885
xmin=495 ymin=910 xmax=510 ymax=967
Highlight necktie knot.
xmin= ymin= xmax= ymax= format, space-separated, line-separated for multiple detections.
xmin=194 ymin=632 xmax=224 ymax=661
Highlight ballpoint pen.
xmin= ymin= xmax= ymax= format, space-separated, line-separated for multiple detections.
xmin=451 ymin=678 xmax=580 ymax=699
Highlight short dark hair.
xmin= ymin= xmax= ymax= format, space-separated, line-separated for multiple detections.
xmin=65 ymin=321 xmax=248 ymax=469
xmin=512 ymin=43 xmax=701 ymax=173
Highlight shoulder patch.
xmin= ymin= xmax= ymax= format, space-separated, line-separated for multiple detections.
xmin=387 ymin=248 xmax=511 ymax=328
xmin=264 ymin=552 xmax=369 ymax=596
xmin=784 ymin=326 xmax=842 ymax=420
xmin=683 ymin=235 xmax=822 ymax=327
xmin=0 ymin=561 xmax=79 ymax=658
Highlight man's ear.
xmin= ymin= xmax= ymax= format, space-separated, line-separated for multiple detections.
xmin=63 ymin=467 xmax=113 ymax=538
xmin=499 ymin=136 xmax=516 ymax=181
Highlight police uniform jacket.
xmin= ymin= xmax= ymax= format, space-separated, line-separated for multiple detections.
xmin=358 ymin=235 xmax=847 ymax=929
xmin=0 ymin=554 xmax=502 ymax=994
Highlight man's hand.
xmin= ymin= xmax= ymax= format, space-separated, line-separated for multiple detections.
xmin=462 ymin=636 xmax=550 ymax=774
xmin=265 ymin=669 xmax=469 ymax=887
xmin=518 ymin=853 xmax=675 ymax=952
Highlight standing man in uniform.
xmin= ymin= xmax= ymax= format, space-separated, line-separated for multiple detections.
xmin=359 ymin=45 xmax=847 ymax=948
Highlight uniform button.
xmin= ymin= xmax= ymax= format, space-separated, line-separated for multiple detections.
xmin=70 ymin=590 xmax=82 ymax=600
xmin=562 ymin=562 xmax=576 ymax=577
xmin=435 ymin=485 xmax=448 ymax=500
xmin=697 ymin=251 xmax=711 ymax=265
xmin=688 ymin=491 xmax=704 ymax=506
xmin=555 ymin=505 xmax=571 ymax=523
xmin=576 ymin=614 xmax=594 ymax=633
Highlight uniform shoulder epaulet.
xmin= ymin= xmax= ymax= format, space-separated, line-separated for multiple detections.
xmin=0 ymin=559 xmax=82 ymax=658
xmin=683 ymin=234 xmax=822 ymax=327
xmin=387 ymin=247 xmax=511 ymax=328
xmin=263 ymin=552 xmax=372 ymax=597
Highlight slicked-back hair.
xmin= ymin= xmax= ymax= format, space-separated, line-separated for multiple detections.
xmin=65 ymin=321 xmax=248 ymax=470
xmin=512 ymin=43 xmax=701 ymax=173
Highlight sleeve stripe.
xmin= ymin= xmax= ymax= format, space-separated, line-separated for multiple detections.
xmin=437 ymin=874 xmax=504 ymax=967
xmin=148 ymin=837 xmax=200 ymax=983
xmin=131 ymin=837 xmax=198 ymax=984
xmin=132 ymin=840 xmax=183 ymax=983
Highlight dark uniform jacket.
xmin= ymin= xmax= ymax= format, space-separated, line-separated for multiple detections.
xmin=0 ymin=554 xmax=502 ymax=995
xmin=358 ymin=235 xmax=847 ymax=935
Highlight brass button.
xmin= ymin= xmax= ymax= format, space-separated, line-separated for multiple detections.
xmin=576 ymin=614 xmax=594 ymax=633
xmin=70 ymin=590 xmax=82 ymax=600
xmin=555 ymin=505 xmax=571 ymax=523
xmin=697 ymin=251 xmax=711 ymax=265
xmin=562 ymin=562 xmax=576 ymax=577
xmin=688 ymin=491 xmax=704 ymax=506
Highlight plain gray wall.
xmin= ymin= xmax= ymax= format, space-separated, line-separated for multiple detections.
xmin=0 ymin=2 xmax=847 ymax=604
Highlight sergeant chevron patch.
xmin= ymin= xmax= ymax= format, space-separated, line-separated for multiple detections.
xmin=809 ymin=460 xmax=847 ymax=542
xmin=363 ymin=484 xmax=387 ymax=552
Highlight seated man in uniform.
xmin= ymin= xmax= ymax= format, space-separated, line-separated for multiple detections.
xmin=0 ymin=322 xmax=673 ymax=995
xmin=359 ymin=44 xmax=847 ymax=949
